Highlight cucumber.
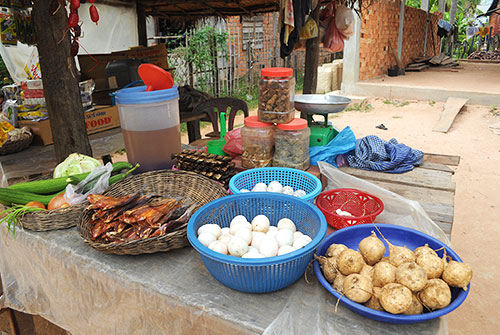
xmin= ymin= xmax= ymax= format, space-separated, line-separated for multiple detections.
xmin=0 ymin=189 xmax=59 ymax=206
xmin=108 ymin=164 xmax=139 ymax=185
xmin=7 ymin=162 xmax=133 ymax=194
xmin=8 ymin=174 xmax=85 ymax=194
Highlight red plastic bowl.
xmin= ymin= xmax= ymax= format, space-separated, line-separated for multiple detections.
xmin=315 ymin=188 xmax=384 ymax=229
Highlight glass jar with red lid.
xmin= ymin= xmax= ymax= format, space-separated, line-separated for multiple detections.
xmin=258 ymin=67 xmax=295 ymax=124
xmin=241 ymin=116 xmax=275 ymax=168
xmin=272 ymin=118 xmax=310 ymax=170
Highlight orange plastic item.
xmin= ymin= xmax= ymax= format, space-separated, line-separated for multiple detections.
xmin=138 ymin=64 xmax=174 ymax=92
xmin=261 ymin=67 xmax=293 ymax=78
xmin=244 ymin=115 xmax=273 ymax=128
xmin=275 ymin=118 xmax=307 ymax=131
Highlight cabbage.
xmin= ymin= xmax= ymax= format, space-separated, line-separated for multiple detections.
xmin=53 ymin=153 xmax=102 ymax=178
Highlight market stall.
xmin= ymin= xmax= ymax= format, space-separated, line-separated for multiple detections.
xmin=0 ymin=1 xmax=474 ymax=334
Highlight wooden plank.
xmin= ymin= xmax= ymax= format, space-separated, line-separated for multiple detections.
xmin=424 ymin=153 xmax=461 ymax=166
xmin=353 ymin=179 xmax=455 ymax=206
xmin=434 ymin=220 xmax=452 ymax=236
xmin=433 ymin=97 xmax=469 ymax=133
xmin=339 ymin=167 xmax=456 ymax=192
xmin=418 ymin=161 xmax=454 ymax=174
xmin=420 ymin=202 xmax=454 ymax=223
xmin=405 ymin=64 xmax=429 ymax=71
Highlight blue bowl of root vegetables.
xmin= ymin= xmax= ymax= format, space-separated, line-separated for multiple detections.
xmin=313 ymin=224 xmax=470 ymax=324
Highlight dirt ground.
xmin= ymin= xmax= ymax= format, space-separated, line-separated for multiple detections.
xmin=1 ymin=98 xmax=498 ymax=335
xmin=365 ymin=62 xmax=500 ymax=95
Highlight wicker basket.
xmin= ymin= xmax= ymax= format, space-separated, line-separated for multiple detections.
xmin=19 ymin=204 xmax=85 ymax=231
xmin=77 ymin=170 xmax=228 ymax=255
xmin=0 ymin=132 xmax=33 ymax=155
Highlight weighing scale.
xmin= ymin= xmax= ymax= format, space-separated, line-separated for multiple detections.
xmin=294 ymin=94 xmax=352 ymax=147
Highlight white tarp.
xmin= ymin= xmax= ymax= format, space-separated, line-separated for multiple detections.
xmin=0 ymin=3 xmax=154 ymax=84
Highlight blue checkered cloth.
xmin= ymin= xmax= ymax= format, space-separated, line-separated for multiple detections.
xmin=346 ymin=135 xmax=424 ymax=173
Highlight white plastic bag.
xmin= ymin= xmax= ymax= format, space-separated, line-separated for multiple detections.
xmin=335 ymin=5 xmax=355 ymax=40
xmin=64 ymin=162 xmax=113 ymax=206
xmin=318 ymin=161 xmax=450 ymax=245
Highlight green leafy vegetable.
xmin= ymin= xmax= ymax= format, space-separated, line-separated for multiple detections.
xmin=53 ymin=153 xmax=102 ymax=178
xmin=0 ymin=205 xmax=45 ymax=235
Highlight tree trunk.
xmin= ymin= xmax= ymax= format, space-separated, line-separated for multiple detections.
xmin=33 ymin=0 xmax=92 ymax=162
xmin=302 ymin=3 xmax=320 ymax=119
xmin=137 ymin=2 xmax=147 ymax=46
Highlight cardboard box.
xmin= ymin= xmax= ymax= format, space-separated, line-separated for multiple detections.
xmin=18 ymin=105 xmax=120 ymax=146
xmin=78 ymin=44 xmax=170 ymax=91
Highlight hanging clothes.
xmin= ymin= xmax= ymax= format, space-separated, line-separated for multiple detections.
xmin=280 ymin=0 xmax=312 ymax=59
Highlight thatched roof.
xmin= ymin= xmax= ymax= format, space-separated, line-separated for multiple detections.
xmin=124 ymin=0 xmax=280 ymax=18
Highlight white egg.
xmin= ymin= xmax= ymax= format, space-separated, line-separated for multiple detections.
xmin=242 ymin=252 xmax=265 ymax=258
xmin=227 ymin=236 xmax=248 ymax=257
xmin=278 ymin=245 xmax=297 ymax=256
xmin=293 ymin=189 xmax=307 ymax=198
xmin=197 ymin=224 xmax=221 ymax=238
xmin=267 ymin=181 xmax=283 ymax=193
xmin=198 ymin=232 xmax=217 ymax=247
xmin=240 ymin=189 xmax=250 ymax=193
xmin=247 ymin=246 xmax=259 ymax=254
xmin=302 ymin=234 xmax=312 ymax=243
xmin=275 ymin=229 xmax=294 ymax=247
xmin=250 ymin=232 xmax=266 ymax=249
xmin=266 ymin=226 xmax=278 ymax=238
xmin=259 ymin=236 xmax=279 ymax=257
xmin=293 ymin=236 xmax=310 ymax=249
xmin=230 ymin=221 xmax=252 ymax=235
xmin=282 ymin=185 xmax=295 ymax=196
xmin=293 ymin=231 xmax=304 ymax=241
xmin=218 ymin=234 xmax=232 ymax=246
xmin=251 ymin=214 xmax=270 ymax=233
xmin=221 ymin=227 xmax=230 ymax=235
xmin=252 ymin=182 xmax=268 ymax=192
xmin=235 ymin=228 xmax=252 ymax=245
xmin=230 ymin=215 xmax=248 ymax=227
xmin=277 ymin=218 xmax=296 ymax=232
xmin=208 ymin=241 xmax=228 ymax=255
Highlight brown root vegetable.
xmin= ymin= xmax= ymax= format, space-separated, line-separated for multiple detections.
xmin=418 ymin=279 xmax=451 ymax=310
xmin=442 ymin=261 xmax=473 ymax=290
xmin=326 ymin=243 xmax=348 ymax=259
xmin=389 ymin=245 xmax=416 ymax=267
xmin=372 ymin=261 xmax=396 ymax=287
xmin=402 ymin=294 xmax=424 ymax=315
xmin=343 ymin=274 xmax=373 ymax=303
xmin=336 ymin=249 xmax=365 ymax=276
xmin=416 ymin=253 xmax=444 ymax=279
xmin=395 ymin=262 xmax=427 ymax=292
xmin=364 ymin=286 xmax=384 ymax=311
xmin=316 ymin=255 xmax=338 ymax=283
xmin=359 ymin=231 xmax=386 ymax=265
xmin=414 ymin=244 xmax=437 ymax=258
xmin=333 ymin=273 xmax=345 ymax=293
xmin=379 ymin=283 xmax=413 ymax=314
xmin=48 ymin=193 xmax=70 ymax=210
xmin=360 ymin=264 xmax=374 ymax=281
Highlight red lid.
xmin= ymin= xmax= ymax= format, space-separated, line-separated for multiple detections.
xmin=261 ymin=67 xmax=293 ymax=78
xmin=276 ymin=118 xmax=308 ymax=130
xmin=244 ymin=115 xmax=273 ymax=128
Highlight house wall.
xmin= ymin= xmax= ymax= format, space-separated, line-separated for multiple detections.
xmin=359 ymin=0 xmax=443 ymax=80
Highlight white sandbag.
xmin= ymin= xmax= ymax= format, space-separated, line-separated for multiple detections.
xmin=330 ymin=62 xmax=340 ymax=91
xmin=316 ymin=66 xmax=332 ymax=94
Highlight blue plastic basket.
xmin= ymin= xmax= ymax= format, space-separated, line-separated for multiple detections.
xmin=229 ymin=167 xmax=322 ymax=202
xmin=313 ymin=224 xmax=470 ymax=324
xmin=187 ymin=193 xmax=327 ymax=293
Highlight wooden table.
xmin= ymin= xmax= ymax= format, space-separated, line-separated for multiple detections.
xmin=180 ymin=111 xmax=209 ymax=143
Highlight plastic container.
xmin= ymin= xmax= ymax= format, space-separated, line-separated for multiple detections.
xmin=187 ymin=193 xmax=327 ymax=293
xmin=229 ymin=167 xmax=322 ymax=203
xmin=258 ymin=67 xmax=295 ymax=124
xmin=314 ymin=224 xmax=469 ymax=324
xmin=315 ymin=188 xmax=384 ymax=229
xmin=241 ymin=116 xmax=274 ymax=168
xmin=273 ymin=118 xmax=310 ymax=170
xmin=115 ymin=85 xmax=181 ymax=173
xmin=105 ymin=59 xmax=143 ymax=88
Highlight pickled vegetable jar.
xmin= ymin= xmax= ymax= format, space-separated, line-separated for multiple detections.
xmin=241 ymin=116 xmax=274 ymax=168
xmin=273 ymin=118 xmax=310 ymax=170
xmin=258 ymin=67 xmax=295 ymax=124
